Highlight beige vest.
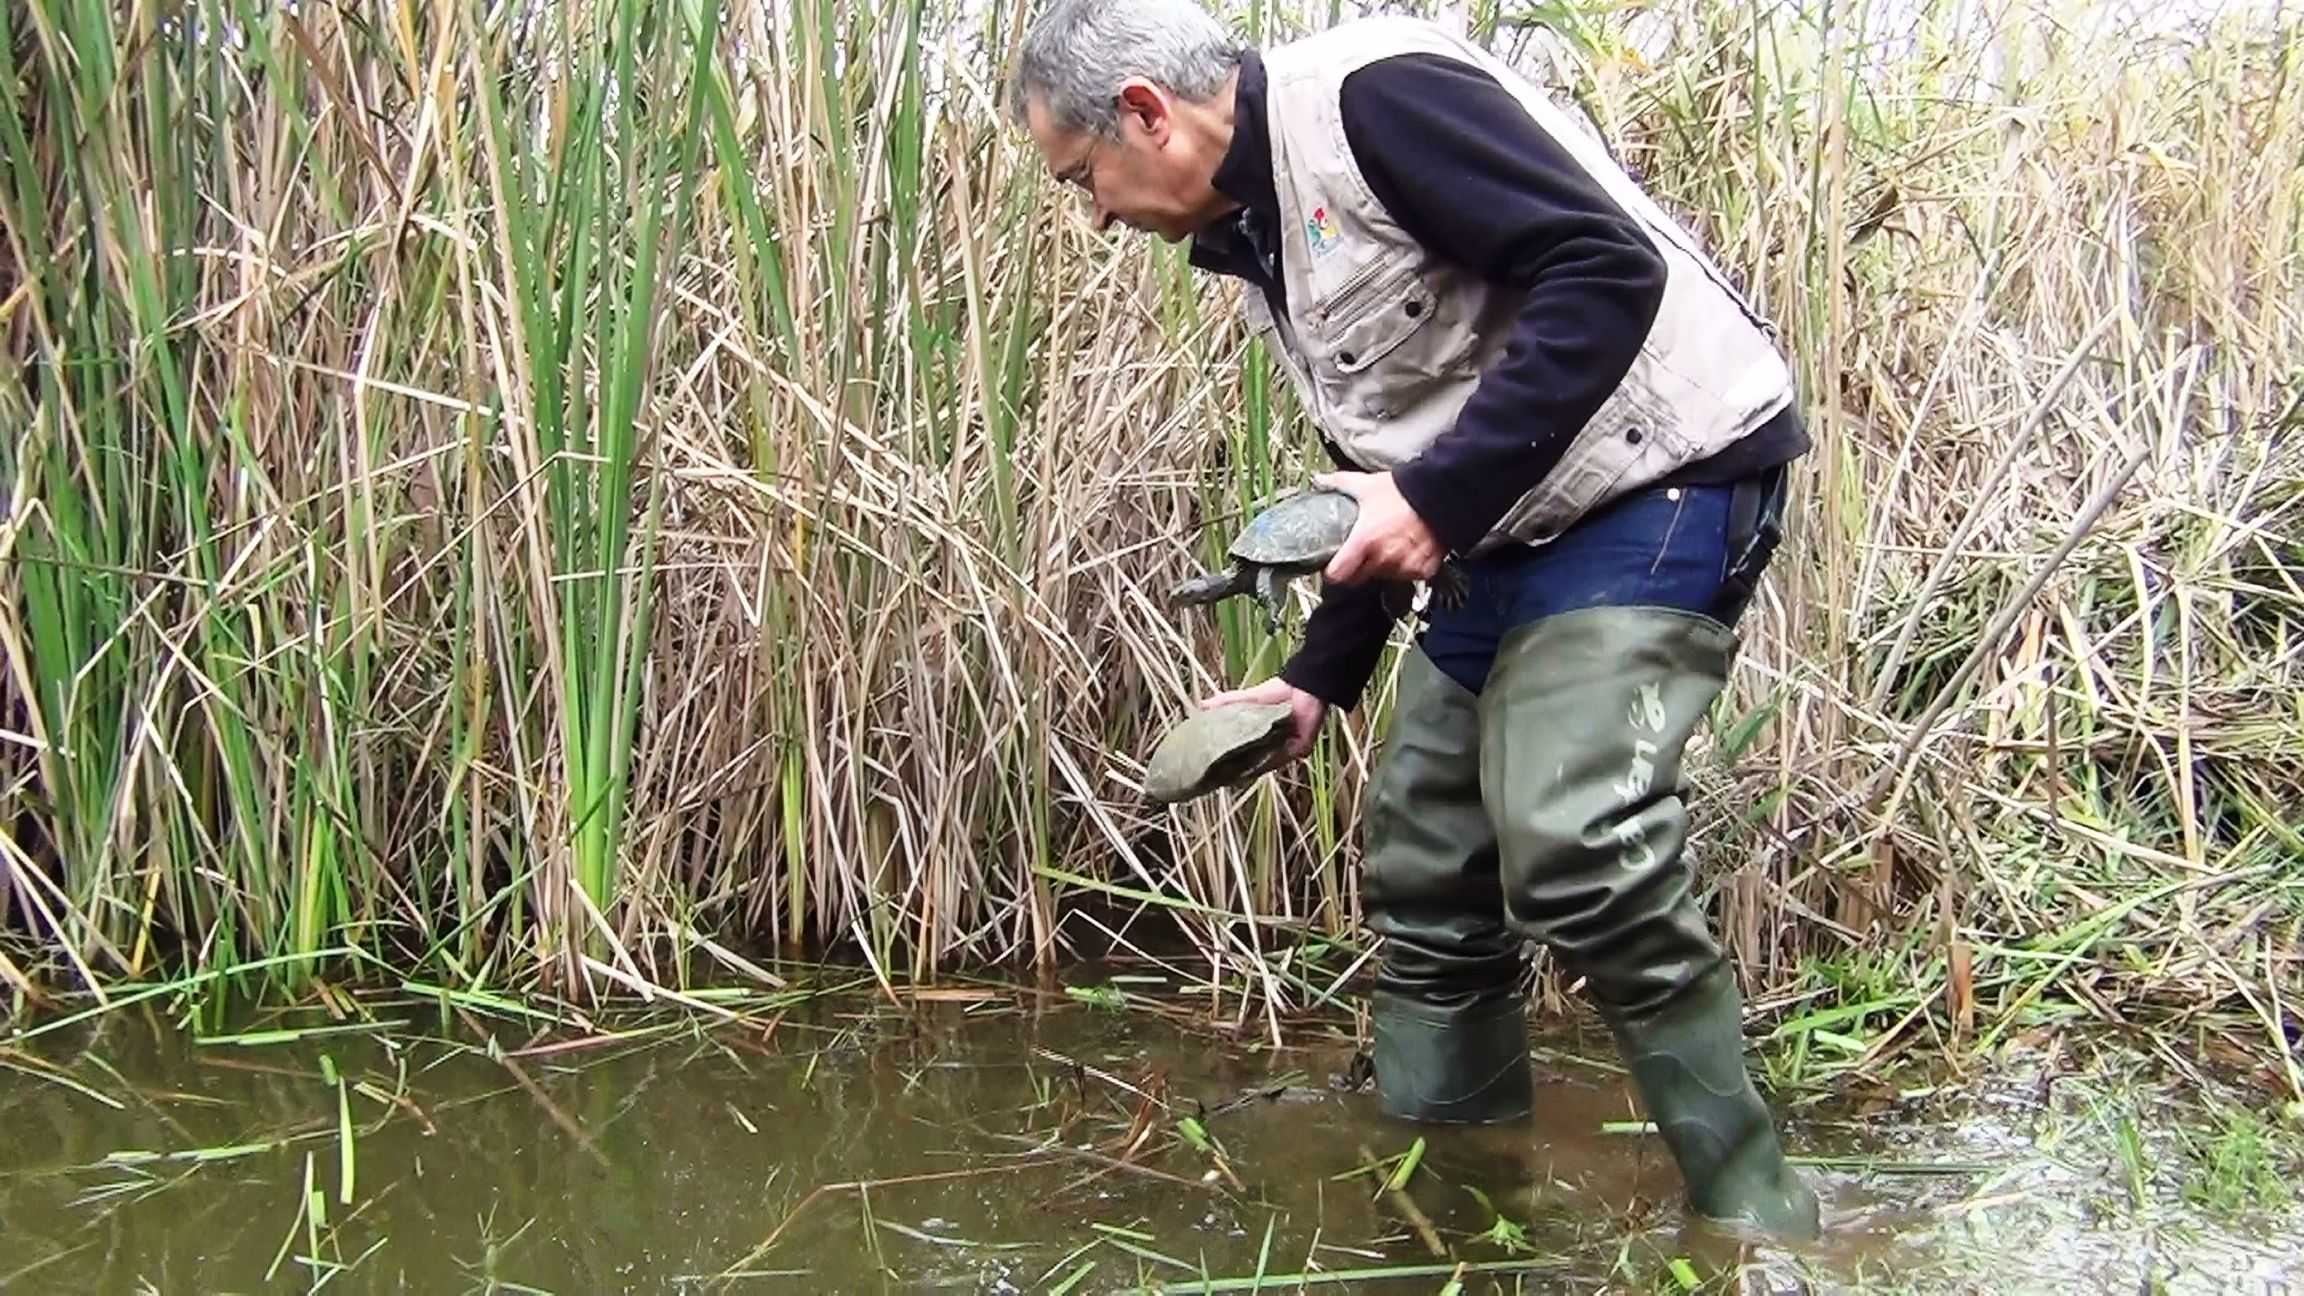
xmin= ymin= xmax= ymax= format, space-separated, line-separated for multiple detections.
xmin=1242 ymin=17 xmax=1796 ymax=551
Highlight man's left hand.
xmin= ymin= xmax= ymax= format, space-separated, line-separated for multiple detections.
xmin=1317 ymin=471 xmax=1445 ymax=585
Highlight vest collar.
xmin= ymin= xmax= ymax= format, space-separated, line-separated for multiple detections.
xmin=1188 ymin=50 xmax=1281 ymax=283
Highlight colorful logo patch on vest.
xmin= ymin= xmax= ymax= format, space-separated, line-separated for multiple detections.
xmin=1305 ymin=205 xmax=1341 ymax=256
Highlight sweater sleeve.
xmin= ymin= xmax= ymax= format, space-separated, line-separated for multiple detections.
xmin=1338 ymin=53 xmax=1667 ymax=554
xmin=1278 ymin=577 xmax=1402 ymax=711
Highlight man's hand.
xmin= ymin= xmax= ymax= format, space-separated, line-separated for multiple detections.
xmin=1317 ymin=471 xmax=1445 ymax=586
xmin=1199 ymin=677 xmax=1329 ymax=765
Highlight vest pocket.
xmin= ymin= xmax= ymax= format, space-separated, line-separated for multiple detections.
xmin=1322 ymin=271 xmax=1440 ymax=375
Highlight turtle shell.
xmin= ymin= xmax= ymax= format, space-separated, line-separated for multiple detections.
xmin=1143 ymin=702 xmax=1295 ymax=803
xmin=1229 ymin=490 xmax=1358 ymax=566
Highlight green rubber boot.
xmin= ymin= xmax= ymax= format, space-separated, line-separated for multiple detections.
xmin=1607 ymin=965 xmax=1821 ymax=1239
xmin=1370 ymin=989 xmax=1532 ymax=1123
xmin=1479 ymin=605 xmax=1819 ymax=1240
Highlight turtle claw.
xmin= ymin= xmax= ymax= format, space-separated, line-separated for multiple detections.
xmin=1255 ymin=566 xmax=1282 ymax=636
xmin=1428 ymin=560 xmax=1470 ymax=612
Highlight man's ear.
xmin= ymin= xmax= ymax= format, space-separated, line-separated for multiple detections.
xmin=1114 ymin=79 xmax=1170 ymax=142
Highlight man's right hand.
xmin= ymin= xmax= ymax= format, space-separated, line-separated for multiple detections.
xmin=1198 ymin=677 xmax=1329 ymax=765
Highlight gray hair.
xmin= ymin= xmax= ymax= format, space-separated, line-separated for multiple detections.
xmin=1009 ymin=0 xmax=1245 ymax=136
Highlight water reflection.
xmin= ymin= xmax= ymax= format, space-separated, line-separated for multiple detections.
xmin=2 ymin=979 xmax=2297 ymax=1293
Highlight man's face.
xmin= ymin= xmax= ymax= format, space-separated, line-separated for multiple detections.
xmin=1026 ymin=81 xmax=1215 ymax=242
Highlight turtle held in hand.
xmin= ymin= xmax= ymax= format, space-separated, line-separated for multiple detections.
xmin=1168 ymin=488 xmax=1467 ymax=634
xmin=1142 ymin=702 xmax=1296 ymax=804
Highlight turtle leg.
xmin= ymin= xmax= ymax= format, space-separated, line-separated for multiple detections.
xmin=1255 ymin=566 xmax=1281 ymax=635
xmin=1170 ymin=563 xmax=1254 ymax=609
xmin=1430 ymin=559 xmax=1471 ymax=612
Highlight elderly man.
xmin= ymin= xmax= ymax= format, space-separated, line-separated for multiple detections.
xmin=1010 ymin=0 xmax=1821 ymax=1239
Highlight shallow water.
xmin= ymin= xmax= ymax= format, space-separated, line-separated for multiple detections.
xmin=2 ymin=969 xmax=2297 ymax=1293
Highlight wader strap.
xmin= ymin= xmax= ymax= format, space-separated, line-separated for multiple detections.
xmin=1709 ymin=464 xmax=1788 ymax=625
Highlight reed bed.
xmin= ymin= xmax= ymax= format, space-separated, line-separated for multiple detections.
xmin=1 ymin=0 xmax=2298 ymax=1075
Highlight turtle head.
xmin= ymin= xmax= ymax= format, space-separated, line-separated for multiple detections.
xmin=1169 ymin=563 xmax=1252 ymax=608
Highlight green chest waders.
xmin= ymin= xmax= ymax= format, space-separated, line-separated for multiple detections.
xmin=1359 ymin=470 xmax=1820 ymax=1240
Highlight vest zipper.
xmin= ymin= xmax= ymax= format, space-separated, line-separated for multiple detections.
xmin=1314 ymin=256 xmax=1395 ymax=325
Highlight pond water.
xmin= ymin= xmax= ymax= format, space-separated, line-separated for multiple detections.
xmin=2 ymin=966 xmax=2297 ymax=1293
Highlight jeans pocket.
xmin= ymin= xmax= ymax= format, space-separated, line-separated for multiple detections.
xmin=1500 ymin=485 xmax=1734 ymax=624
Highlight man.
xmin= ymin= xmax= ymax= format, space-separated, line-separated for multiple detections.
xmin=1010 ymin=0 xmax=1822 ymax=1240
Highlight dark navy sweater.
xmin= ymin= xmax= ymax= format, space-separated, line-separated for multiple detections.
xmin=1187 ymin=49 xmax=1805 ymax=710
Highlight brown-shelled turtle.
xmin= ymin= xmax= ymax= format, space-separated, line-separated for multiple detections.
xmin=1169 ymin=488 xmax=1467 ymax=633
xmin=1142 ymin=702 xmax=1295 ymax=804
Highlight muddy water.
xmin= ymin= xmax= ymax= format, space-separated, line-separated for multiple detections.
xmin=2 ymin=972 xmax=2297 ymax=1293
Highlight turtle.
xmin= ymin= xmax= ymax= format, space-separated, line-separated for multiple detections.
xmin=1168 ymin=488 xmax=1469 ymax=634
xmin=1142 ymin=701 xmax=1296 ymax=804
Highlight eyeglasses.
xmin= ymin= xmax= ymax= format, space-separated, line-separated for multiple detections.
xmin=1054 ymin=133 xmax=1105 ymax=194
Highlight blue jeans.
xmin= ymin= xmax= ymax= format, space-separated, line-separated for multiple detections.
xmin=1419 ymin=478 xmax=1762 ymax=695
